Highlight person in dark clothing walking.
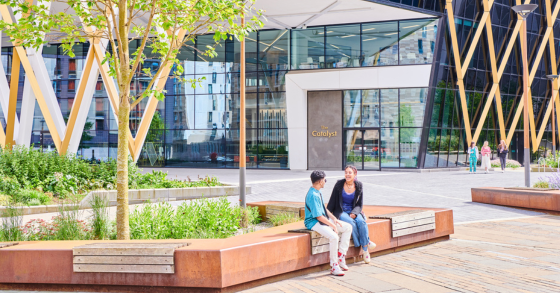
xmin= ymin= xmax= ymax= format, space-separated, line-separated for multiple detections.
xmin=497 ymin=139 xmax=508 ymax=173
xmin=327 ymin=166 xmax=376 ymax=264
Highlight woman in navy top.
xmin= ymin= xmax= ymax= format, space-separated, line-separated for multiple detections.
xmin=327 ymin=166 xmax=376 ymax=263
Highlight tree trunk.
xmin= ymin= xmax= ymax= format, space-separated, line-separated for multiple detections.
xmin=116 ymin=93 xmax=131 ymax=240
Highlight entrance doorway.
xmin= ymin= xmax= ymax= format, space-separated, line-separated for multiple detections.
xmin=344 ymin=129 xmax=380 ymax=170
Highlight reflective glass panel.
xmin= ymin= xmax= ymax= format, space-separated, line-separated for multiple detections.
xmin=399 ymin=19 xmax=437 ymax=65
xmin=258 ymin=70 xmax=286 ymax=92
xmin=195 ymin=35 xmax=227 ymax=75
xmin=400 ymin=128 xmax=422 ymax=167
xmin=259 ymin=92 xmax=287 ymax=129
xmin=344 ymin=90 xmax=362 ymax=127
xmin=362 ymin=90 xmax=379 ymax=127
xmin=326 ymin=24 xmax=361 ymax=68
xmin=345 ymin=130 xmax=363 ymax=169
xmin=258 ymin=30 xmax=289 ymax=71
xmin=164 ymin=129 xmax=226 ymax=168
xmin=381 ymin=128 xmax=399 ymax=167
xmin=258 ymin=128 xmax=289 ymax=169
xmin=363 ymin=130 xmax=380 ymax=170
xmin=291 ymin=28 xmax=325 ymax=69
xmin=380 ymin=89 xmax=398 ymax=128
xmin=399 ymin=88 xmax=427 ymax=127
xmin=362 ymin=22 xmax=399 ymax=66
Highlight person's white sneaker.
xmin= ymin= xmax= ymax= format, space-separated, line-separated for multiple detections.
xmin=368 ymin=241 xmax=377 ymax=250
xmin=338 ymin=252 xmax=349 ymax=271
xmin=363 ymin=251 xmax=371 ymax=264
xmin=331 ymin=263 xmax=345 ymax=276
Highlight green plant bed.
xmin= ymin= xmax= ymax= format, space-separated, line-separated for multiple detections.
xmin=1 ymin=196 xmax=260 ymax=242
xmin=0 ymin=146 xmax=221 ymax=207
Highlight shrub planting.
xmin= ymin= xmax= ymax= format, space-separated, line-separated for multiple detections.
xmin=1 ymin=197 xmax=261 ymax=241
xmin=269 ymin=212 xmax=302 ymax=227
xmin=0 ymin=146 xmax=221 ymax=206
xmin=490 ymin=159 xmax=521 ymax=169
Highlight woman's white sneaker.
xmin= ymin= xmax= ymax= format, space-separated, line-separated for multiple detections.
xmin=363 ymin=251 xmax=371 ymax=264
xmin=331 ymin=263 xmax=345 ymax=276
xmin=368 ymin=241 xmax=377 ymax=250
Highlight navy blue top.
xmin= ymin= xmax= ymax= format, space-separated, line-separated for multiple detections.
xmin=342 ymin=188 xmax=355 ymax=213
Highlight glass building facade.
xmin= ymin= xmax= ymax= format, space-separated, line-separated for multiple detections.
xmin=0 ymin=16 xmax=439 ymax=169
xmin=394 ymin=0 xmax=559 ymax=168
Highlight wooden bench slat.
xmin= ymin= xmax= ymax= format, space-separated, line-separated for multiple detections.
xmin=0 ymin=242 xmax=18 ymax=248
xmin=73 ymin=264 xmax=174 ymax=274
xmin=392 ymin=216 xmax=435 ymax=230
xmin=73 ymin=247 xmax=175 ymax=256
xmin=73 ymin=256 xmax=173 ymax=265
xmin=390 ymin=211 xmax=435 ymax=224
xmin=392 ymin=223 xmax=435 ymax=237
xmin=78 ymin=243 xmax=188 ymax=248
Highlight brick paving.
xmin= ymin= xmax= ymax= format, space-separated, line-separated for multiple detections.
xmin=241 ymin=215 xmax=560 ymax=293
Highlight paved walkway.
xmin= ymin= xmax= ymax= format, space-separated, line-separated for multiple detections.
xmin=145 ymin=168 xmax=546 ymax=223
xmin=241 ymin=215 xmax=560 ymax=293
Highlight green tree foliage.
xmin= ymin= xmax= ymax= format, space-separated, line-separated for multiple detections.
xmin=0 ymin=0 xmax=263 ymax=239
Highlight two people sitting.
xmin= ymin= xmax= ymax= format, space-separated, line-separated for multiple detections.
xmin=304 ymin=166 xmax=376 ymax=276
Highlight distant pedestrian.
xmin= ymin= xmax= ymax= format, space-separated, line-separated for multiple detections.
xmin=497 ymin=140 xmax=508 ymax=173
xmin=481 ymin=141 xmax=492 ymax=173
xmin=468 ymin=142 xmax=479 ymax=174
xmin=304 ymin=170 xmax=352 ymax=276
xmin=327 ymin=166 xmax=377 ymax=264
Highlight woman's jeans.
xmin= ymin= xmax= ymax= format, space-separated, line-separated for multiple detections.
xmin=339 ymin=212 xmax=370 ymax=250
xmin=499 ymin=156 xmax=506 ymax=170
xmin=469 ymin=155 xmax=477 ymax=172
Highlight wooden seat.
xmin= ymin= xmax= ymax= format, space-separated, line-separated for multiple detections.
xmin=288 ymin=228 xmax=355 ymax=255
xmin=0 ymin=242 xmax=18 ymax=248
xmin=73 ymin=242 xmax=190 ymax=274
xmin=370 ymin=209 xmax=435 ymax=237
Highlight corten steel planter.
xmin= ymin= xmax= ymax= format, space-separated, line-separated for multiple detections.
xmin=472 ymin=187 xmax=560 ymax=211
xmin=0 ymin=203 xmax=454 ymax=292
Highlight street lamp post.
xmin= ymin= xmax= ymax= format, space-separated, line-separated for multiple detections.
xmin=546 ymin=74 xmax=559 ymax=160
xmin=239 ymin=11 xmax=246 ymax=208
xmin=512 ymin=4 xmax=538 ymax=188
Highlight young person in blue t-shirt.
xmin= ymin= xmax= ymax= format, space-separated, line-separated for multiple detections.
xmin=305 ymin=170 xmax=353 ymax=276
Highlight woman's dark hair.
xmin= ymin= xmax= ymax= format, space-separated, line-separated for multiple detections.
xmin=310 ymin=170 xmax=326 ymax=184
xmin=344 ymin=165 xmax=357 ymax=175
xmin=470 ymin=142 xmax=475 ymax=146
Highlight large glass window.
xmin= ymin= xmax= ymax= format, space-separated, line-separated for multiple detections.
xmin=400 ymin=128 xmax=422 ymax=167
xmin=258 ymin=30 xmax=289 ymax=71
xmin=344 ymin=90 xmax=362 ymax=127
xmin=399 ymin=19 xmax=438 ymax=65
xmin=290 ymin=18 xmax=437 ymax=70
xmin=343 ymin=87 xmax=427 ymax=169
xmin=362 ymin=90 xmax=380 ymax=127
xmin=362 ymin=22 xmax=399 ymax=66
xmin=291 ymin=28 xmax=325 ymax=69
xmin=399 ymin=88 xmax=427 ymax=127
xmin=380 ymin=89 xmax=398 ymax=128
xmin=326 ymin=24 xmax=361 ymax=68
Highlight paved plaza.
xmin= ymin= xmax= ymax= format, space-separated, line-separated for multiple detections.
xmin=241 ymin=215 xmax=560 ymax=293
xmin=5 ymin=168 xmax=560 ymax=292
xmin=146 ymin=168 xmax=546 ymax=223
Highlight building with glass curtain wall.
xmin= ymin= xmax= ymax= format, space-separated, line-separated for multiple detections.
xmin=1 ymin=0 xmax=555 ymax=170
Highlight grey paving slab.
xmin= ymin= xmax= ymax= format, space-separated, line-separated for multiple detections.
xmin=340 ymin=277 xmax=403 ymax=292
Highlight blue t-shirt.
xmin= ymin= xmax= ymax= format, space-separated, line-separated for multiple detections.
xmin=342 ymin=189 xmax=355 ymax=213
xmin=304 ymin=187 xmax=327 ymax=229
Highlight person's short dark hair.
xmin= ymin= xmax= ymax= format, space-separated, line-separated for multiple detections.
xmin=310 ymin=170 xmax=326 ymax=184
